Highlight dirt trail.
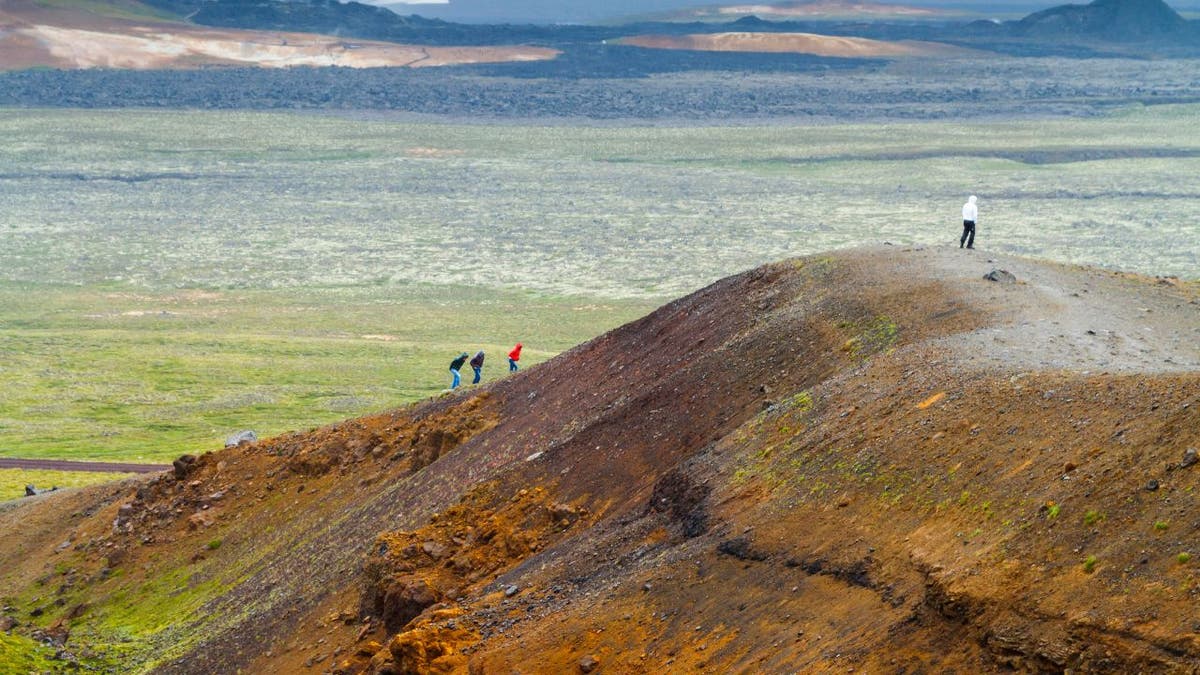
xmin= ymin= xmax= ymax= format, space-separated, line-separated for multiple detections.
xmin=908 ymin=245 xmax=1200 ymax=373
xmin=0 ymin=458 xmax=169 ymax=473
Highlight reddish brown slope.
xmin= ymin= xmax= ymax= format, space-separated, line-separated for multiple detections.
xmin=2 ymin=246 xmax=1199 ymax=674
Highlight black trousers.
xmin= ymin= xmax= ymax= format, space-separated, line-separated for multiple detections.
xmin=960 ymin=220 xmax=976 ymax=248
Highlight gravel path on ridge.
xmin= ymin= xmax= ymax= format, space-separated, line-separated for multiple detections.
xmin=889 ymin=244 xmax=1200 ymax=374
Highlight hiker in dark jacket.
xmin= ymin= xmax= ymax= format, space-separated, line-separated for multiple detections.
xmin=469 ymin=350 xmax=485 ymax=384
xmin=449 ymin=352 xmax=469 ymax=389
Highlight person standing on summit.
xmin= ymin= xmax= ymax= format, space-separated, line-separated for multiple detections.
xmin=508 ymin=342 xmax=522 ymax=372
xmin=449 ymin=352 xmax=469 ymax=389
xmin=469 ymin=350 xmax=485 ymax=384
xmin=960 ymin=195 xmax=978 ymax=249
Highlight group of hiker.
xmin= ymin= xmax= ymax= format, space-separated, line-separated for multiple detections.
xmin=448 ymin=342 xmax=522 ymax=389
xmin=444 ymin=196 xmax=981 ymax=390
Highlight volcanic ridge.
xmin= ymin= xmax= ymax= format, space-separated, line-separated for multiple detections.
xmin=2 ymin=246 xmax=1200 ymax=673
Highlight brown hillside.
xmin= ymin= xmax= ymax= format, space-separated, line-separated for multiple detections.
xmin=2 ymin=246 xmax=1200 ymax=673
xmin=616 ymin=32 xmax=983 ymax=58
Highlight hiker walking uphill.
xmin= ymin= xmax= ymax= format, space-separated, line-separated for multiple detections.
xmin=469 ymin=350 xmax=485 ymax=384
xmin=449 ymin=352 xmax=469 ymax=389
xmin=960 ymin=195 xmax=978 ymax=249
xmin=508 ymin=342 xmax=522 ymax=372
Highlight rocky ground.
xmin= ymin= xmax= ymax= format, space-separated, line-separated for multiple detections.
xmin=4 ymin=57 xmax=1199 ymax=118
xmin=2 ymin=245 xmax=1199 ymax=674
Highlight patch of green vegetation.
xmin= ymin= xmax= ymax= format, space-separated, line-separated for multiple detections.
xmin=1083 ymin=555 xmax=1098 ymax=574
xmin=842 ymin=316 xmax=900 ymax=360
xmin=0 ymin=283 xmax=651 ymax=463
xmin=206 ymin=539 xmax=222 ymax=551
xmin=1083 ymin=509 xmax=1104 ymax=526
xmin=78 ymin=563 xmax=226 ymax=668
xmin=1046 ymin=503 xmax=1061 ymax=519
xmin=0 ymin=631 xmax=57 ymax=672
xmin=779 ymin=391 xmax=814 ymax=413
xmin=1155 ymin=520 xmax=1170 ymax=531
xmin=1177 ymin=552 xmax=1192 ymax=564
xmin=0 ymin=468 xmax=129 ymax=502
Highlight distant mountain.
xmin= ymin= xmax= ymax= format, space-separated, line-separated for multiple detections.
xmin=1013 ymin=0 xmax=1193 ymax=40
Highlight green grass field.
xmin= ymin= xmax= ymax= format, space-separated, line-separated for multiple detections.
xmin=0 ymin=468 xmax=130 ymax=501
xmin=0 ymin=282 xmax=651 ymax=465
xmin=0 ymin=105 xmax=1197 ymax=491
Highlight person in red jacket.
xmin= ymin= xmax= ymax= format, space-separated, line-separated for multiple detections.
xmin=508 ymin=343 xmax=522 ymax=372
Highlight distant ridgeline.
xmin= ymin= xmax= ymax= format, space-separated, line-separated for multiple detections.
xmin=136 ymin=0 xmax=614 ymax=45
xmin=136 ymin=0 xmax=1199 ymax=56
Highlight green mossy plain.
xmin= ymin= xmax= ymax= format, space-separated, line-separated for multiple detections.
xmin=0 ymin=282 xmax=651 ymax=466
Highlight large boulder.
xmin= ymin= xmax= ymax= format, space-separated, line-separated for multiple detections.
xmin=225 ymin=430 xmax=258 ymax=447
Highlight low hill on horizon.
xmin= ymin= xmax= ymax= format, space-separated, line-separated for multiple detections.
xmin=1015 ymin=0 xmax=1193 ymax=39
xmin=616 ymin=30 xmax=982 ymax=57
xmin=3 ymin=246 xmax=1199 ymax=673
xmin=961 ymin=0 xmax=1199 ymax=45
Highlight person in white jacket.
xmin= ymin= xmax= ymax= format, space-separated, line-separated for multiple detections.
xmin=960 ymin=195 xmax=978 ymax=249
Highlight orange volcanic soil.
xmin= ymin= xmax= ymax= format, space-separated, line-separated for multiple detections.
xmin=2 ymin=247 xmax=1200 ymax=673
xmin=617 ymin=31 xmax=982 ymax=57
xmin=0 ymin=0 xmax=557 ymax=70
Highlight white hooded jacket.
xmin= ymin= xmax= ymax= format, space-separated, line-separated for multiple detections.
xmin=962 ymin=195 xmax=978 ymax=222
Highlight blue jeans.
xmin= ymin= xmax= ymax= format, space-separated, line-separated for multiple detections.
xmin=472 ymin=366 xmax=482 ymax=384
xmin=450 ymin=368 xmax=461 ymax=389
xmin=509 ymin=358 xmax=518 ymax=372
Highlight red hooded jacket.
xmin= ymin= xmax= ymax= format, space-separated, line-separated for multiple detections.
xmin=508 ymin=343 xmax=522 ymax=361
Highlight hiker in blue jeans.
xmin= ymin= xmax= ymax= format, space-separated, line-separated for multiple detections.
xmin=449 ymin=352 xmax=468 ymax=389
xmin=470 ymin=350 xmax=485 ymax=384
